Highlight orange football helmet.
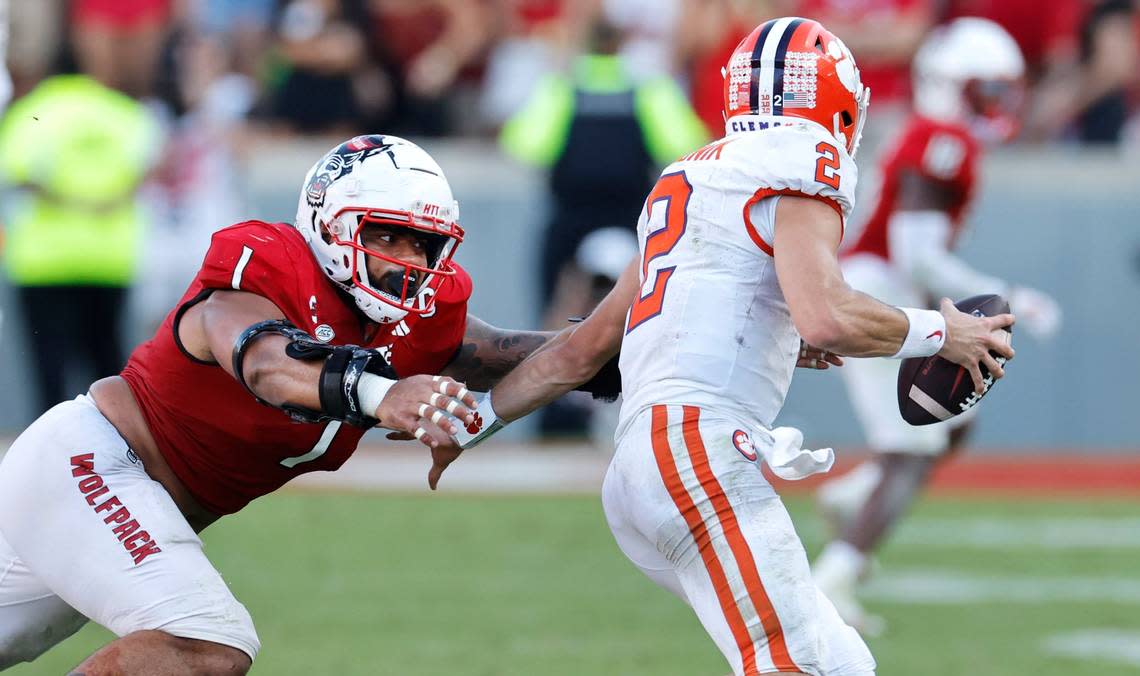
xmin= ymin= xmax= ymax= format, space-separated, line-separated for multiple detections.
xmin=723 ymin=17 xmax=869 ymax=157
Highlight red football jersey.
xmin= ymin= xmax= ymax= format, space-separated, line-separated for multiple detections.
xmin=121 ymin=221 xmax=472 ymax=515
xmin=845 ymin=116 xmax=980 ymax=262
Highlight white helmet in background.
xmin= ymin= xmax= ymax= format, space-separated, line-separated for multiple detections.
xmin=912 ymin=18 xmax=1026 ymax=142
xmin=295 ymin=135 xmax=463 ymax=324
xmin=576 ymin=227 xmax=638 ymax=282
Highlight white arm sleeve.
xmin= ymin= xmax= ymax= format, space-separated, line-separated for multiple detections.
xmin=888 ymin=210 xmax=1009 ymax=300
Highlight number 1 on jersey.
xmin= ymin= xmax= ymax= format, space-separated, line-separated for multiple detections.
xmin=626 ymin=171 xmax=692 ymax=334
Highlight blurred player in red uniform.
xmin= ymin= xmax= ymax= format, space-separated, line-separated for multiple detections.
xmin=809 ymin=19 xmax=1063 ymax=634
xmin=0 ymin=135 xmax=600 ymax=673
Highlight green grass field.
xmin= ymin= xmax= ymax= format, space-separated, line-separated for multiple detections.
xmin=10 ymin=492 xmax=1140 ymax=675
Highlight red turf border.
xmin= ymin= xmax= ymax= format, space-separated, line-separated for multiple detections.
xmin=766 ymin=453 xmax=1140 ymax=497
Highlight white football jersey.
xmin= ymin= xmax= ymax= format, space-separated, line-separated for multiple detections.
xmin=617 ymin=119 xmax=857 ymax=438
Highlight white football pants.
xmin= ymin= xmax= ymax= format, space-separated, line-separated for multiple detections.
xmin=603 ymin=404 xmax=876 ymax=675
xmin=0 ymin=396 xmax=259 ymax=668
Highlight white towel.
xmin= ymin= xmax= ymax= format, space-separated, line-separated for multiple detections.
xmin=761 ymin=426 xmax=835 ymax=480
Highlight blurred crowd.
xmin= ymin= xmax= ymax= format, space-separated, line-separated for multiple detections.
xmin=3 ymin=0 xmax=1139 ymax=144
xmin=0 ymin=0 xmax=1138 ymax=428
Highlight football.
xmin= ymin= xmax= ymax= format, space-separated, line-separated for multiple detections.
xmin=897 ymin=294 xmax=1012 ymax=426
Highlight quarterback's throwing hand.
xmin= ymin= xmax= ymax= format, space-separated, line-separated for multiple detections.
xmin=375 ymin=375 xmax=478 ymax=448
xmin=937 ymin=298 xmax=1015 ymax=394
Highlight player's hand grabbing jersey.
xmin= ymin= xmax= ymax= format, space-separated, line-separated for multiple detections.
xmin=121 ymin=221 xmax=472 ymax=515
xmin=846 ymin=116 xmax=980 ymax=261
xmin=617 ymin=121 xmax=857 ymax=436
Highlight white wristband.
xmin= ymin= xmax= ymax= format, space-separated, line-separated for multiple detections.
xmin=357 ymin=372 xmax=396 ymax=419
xmin=890 ymin=307 xmax=946 ymax=359
xmin=453 ymin=393 xmax=507 ymax=450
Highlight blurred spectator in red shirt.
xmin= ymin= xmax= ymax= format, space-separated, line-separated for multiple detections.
xmin=369 ymin=0 xmax=495 ymax=136
xmin=71 ymin=0 xmax=174 ymax=98
xmin=684 ymin=0 xmax=776 ymax=135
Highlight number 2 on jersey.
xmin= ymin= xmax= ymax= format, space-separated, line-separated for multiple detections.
xmin=626 ymin=171 xmax=692 ymax=334
xmin=814 ymin=142 xmax=841 ymax=189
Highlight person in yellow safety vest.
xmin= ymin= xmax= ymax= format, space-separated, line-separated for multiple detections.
xmin=500 ymin=17 xmax=709 ymax=438
xmin=502 ymin=20 xmax=709 ymax=303
xmin=0 ymin=74 xmax=159 ymax=417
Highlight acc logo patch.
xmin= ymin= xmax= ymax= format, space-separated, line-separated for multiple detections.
xmin=314 ymin=324 xmax=335 ymax=343
xmin=732 ymin=429 xmax=757 ymax=461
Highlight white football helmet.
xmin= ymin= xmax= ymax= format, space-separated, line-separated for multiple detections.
xmin=295 ymin=135 xmax=463 ymax=324
xmin=912 ymin=18 xmax=1025 ymax=142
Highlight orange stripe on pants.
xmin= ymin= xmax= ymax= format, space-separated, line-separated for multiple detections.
xmin=650 ymin=405 xmax=759 ymax=675
xmin=681 ymin=405 xmax=800 ymax=673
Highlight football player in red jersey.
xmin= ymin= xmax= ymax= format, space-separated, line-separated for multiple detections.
xmin=0 ymin=135 xmax=605 ymax=674
xmin=809 ymin=19 xmax=1063 ymax=634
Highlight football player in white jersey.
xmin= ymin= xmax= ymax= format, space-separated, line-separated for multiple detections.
xmin=443 ymin=17 xmax=1014 ymax=675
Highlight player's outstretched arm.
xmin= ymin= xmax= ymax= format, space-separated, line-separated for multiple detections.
xmin=890 ymin=172 xmax=1062 ymax=339
xmin=774 ymin=195 xmax=1014 ymax=393
xmin=488 ymin=258 xmax=637 ymax=423
xmin=180 ymin=290 xmax=476 ymax=448
xmin=424 ymin=260 xmax=637 ymax=489
xmin=890 ymin=171 xmax=1008 ymax=301
xmin=440 ymin=316 xmax=554 ymax=392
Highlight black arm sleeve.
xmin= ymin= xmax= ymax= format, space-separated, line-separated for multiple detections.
xmin=231 ymin=319 xmax=397 ymax=427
